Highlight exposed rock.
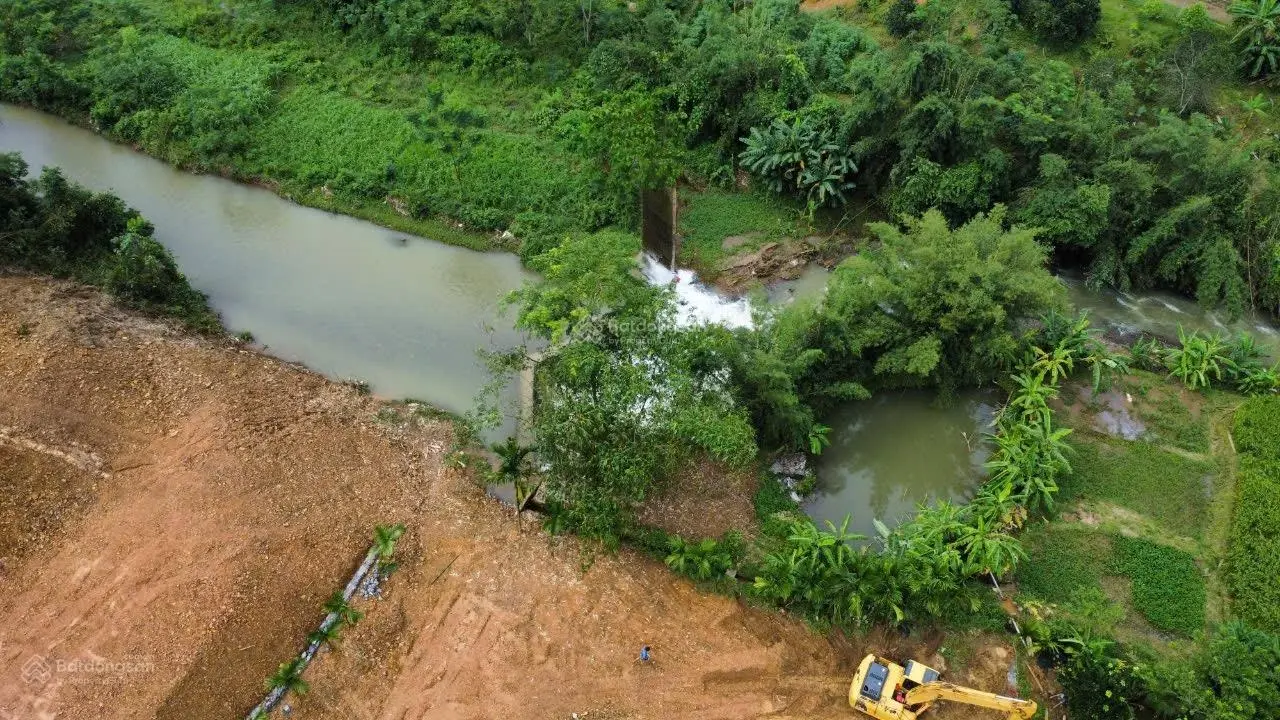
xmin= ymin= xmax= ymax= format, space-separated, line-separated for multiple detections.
xmin=384 ymin=195 xmax=411 ymax=217
xmin=770 ymin=452 xmax=807 ymax=478
xmin=716 ymin=240 xmax=816 ymax=293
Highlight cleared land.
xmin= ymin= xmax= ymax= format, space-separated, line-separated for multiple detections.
xmin=0 ymin=275 xmax=1020 ymax=719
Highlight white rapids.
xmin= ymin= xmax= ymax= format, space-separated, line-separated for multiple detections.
xmin=640 ymin=253 xmax=754 ymax=329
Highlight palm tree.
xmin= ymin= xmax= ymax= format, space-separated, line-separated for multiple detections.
xmin=1230 ymin=0 xmax=1280 ymax=77
xmin=372 ymin=523 xmax=405 ymax=569
xmin=308 ymin=622 xmax=343 ymax=651
xmin=492 ymin=436 xmax=543 ymax=513
xmin=266 ymin=657 xmax=310 ymax=696
xmin=1241 ymin=93 xmax=1273 ymax=127
xmin=958 ymin=516 xmax=1028 ymax=580
xmin=492 ymin=436 xmax=532 ymax=480
xmin=323 ymin=591 xmax=364 ymax=627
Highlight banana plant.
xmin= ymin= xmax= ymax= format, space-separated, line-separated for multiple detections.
xmin=1167 ymin=326 xmax=1234 ymax=389
xmin=1230 ymin=0 xmax=1280 ymax=77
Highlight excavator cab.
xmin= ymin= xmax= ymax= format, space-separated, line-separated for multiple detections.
xmin=851 ymin=655 xmax=940 ymax=720
xmin=849 ymin=654 xmax=1036 ymax=720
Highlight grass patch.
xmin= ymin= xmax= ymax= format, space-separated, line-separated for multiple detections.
xmin=1108 ymin=536 xmax=1205 ymax=637
xmin=1019 ymin=527 xmax=1207 ymax=639
xmin=753 ymin=472 xmax=802 ymax=536
xmin=1138 ymin=390 xmax=1210 ymax=454
xmin=1227 ymin=397 xmax=1280 ymax=633
xmin=677 ymin=188 xmax=802 ymax=275
xmin=1058 ymin=438 xmax=1213 ymax=537
xmin=1017 ymin=525 xmax=1112 ymax=604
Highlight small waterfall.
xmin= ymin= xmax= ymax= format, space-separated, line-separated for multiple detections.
xmin=640 ymin=253 xmax=754 ymax=329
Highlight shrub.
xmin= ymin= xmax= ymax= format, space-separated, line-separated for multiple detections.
xmin=106 ymin=219 xmax=189 ymax=304
xmin=665 ymin=533 xmax=741 ymax=581
xmin=1228 ymin=396 xmax=1280 ymax=633
xmin=1128 ymin=336 xmax=1167 ymax=372
xmin=1056 ymin=637 xmax=1142 ymax=719
xmin=885 ymin=0 xmax=925 ymax=38
xmin=1017 ymin=0 xmax=1102 ymax=46
xmin=0 ymin=50 xmax=85 ymax=110
xmin=0 ymin=152 xmax=218 ymax=332
xmin=815 ymin=207 xmax=1064 ymax=399
xmin=1144 ymin=622 xmax=1280 ymax=720
xmin=1167 ymin=327 xmax=1233 ymax=390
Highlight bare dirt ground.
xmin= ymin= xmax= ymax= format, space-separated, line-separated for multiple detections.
xmin=0 ymin=275 xmax=1026 ymax=720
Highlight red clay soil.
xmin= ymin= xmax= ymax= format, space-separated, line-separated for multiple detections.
xmin=0 ymin=275 xmax=1026 ymax=720
xmin=801 ymin=0 xmax=860 ymax=12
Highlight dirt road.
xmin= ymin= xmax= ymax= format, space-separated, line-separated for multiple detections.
xmin=0 ymin=276 xmax=1020 ymax=720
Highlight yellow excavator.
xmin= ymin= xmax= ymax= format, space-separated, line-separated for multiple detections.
xmin=849 ymin=654 xmax=1037 ymax=720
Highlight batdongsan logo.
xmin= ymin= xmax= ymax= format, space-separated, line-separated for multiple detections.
xmin=19 ymin=652 xmax=155 ymax=686
xmin=19 ymin=655 xmax=51 ymax=685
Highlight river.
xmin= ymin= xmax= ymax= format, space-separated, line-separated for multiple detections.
xmin=0 ymin=103 xmax=532 ymax=429
xmin=4 ymin=102 xmax=1275 ymax=537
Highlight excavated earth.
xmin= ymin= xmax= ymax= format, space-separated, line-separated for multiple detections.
xmin=0 ymin=275 xmax=1025 ymax=719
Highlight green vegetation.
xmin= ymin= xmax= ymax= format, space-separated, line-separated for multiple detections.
xmin=0 ymin=151 xmax=218 ymax=331
xmin=1018 ymin=526 xmax=1111 ymax=604
xmin=739 ymin=117 xmax=857 ymax=212
xmin=490 ymin=230 xmax=758 ymax=543
xmin=3 ymin=0 xmax=1280 ymax=319
xmin=1143 ymin=621 xmax=1280 ymax=720
xmin=265 ymin=657 xmax=309 ymax=696
xmin=5 ymin=0 xmax=1280 ymax=714
xmin=664 ymin=532 xmax=742 ymax=581
xmin=675 ymin=188 xmax=800 ymax=275
xmin=1060 ymin=439 xmax=1214 ymax=535
xmin=1016 ymin=0 xmax=1102 ymax=45
xmin=1230 ymin=0 xmax=1280 ymax=78
xmin=1228 ymin=396 xmax=1280 ymax=633
xmin=1109 ymin=536 xmax=1206 ymax=636
xmin=372 ymin=523 xmax=405 ymax=573
xmin=1137 ymin=387 xmax=1211 ymax=453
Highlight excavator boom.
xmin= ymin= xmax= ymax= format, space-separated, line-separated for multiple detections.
xmin=904 ymin=680 xmax=1037 ymax=719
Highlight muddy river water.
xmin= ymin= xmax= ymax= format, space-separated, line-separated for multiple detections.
xmin=4 ymin=102 xmax=1276 ymax=535
xmin=0 ymin=104 xmax=531 ymax=427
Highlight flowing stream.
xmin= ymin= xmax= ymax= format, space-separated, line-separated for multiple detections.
xmin=6 ymin=103 xmax=1278 ymax=536
xmin=0 ymin=104 xmax=531 ymax=429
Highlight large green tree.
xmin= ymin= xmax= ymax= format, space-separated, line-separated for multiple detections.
xmin=811 ymin=206 xmax=1064 ymax=401
xmin=501 ymin=230 xmax=756 ymax=542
